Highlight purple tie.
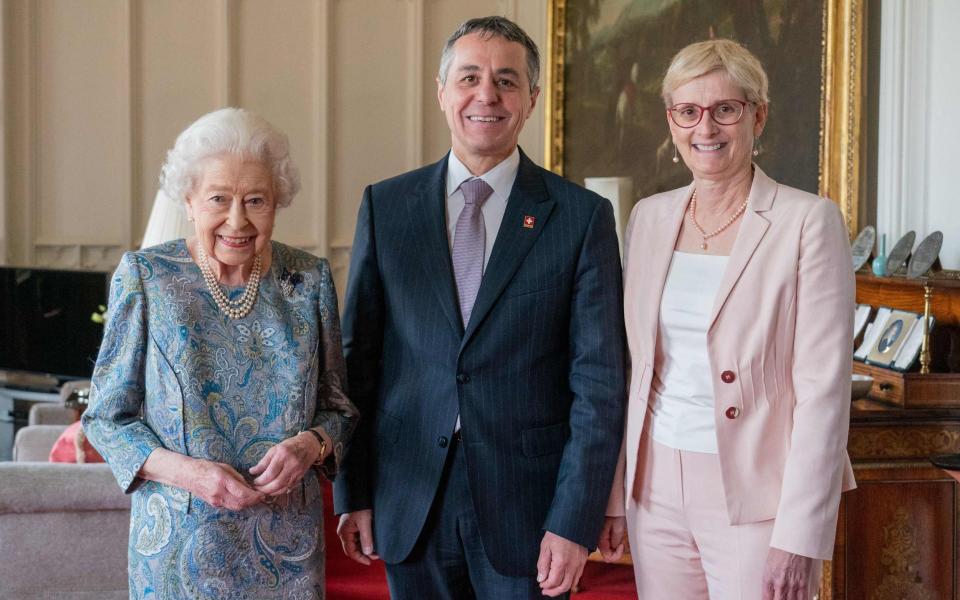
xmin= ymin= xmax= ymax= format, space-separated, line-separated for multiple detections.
xmin=452 ymin=177 xmax=493 ymax=325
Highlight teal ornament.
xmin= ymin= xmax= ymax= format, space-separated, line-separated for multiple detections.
xmin=872 ymin=233 xmax=888 ymax=276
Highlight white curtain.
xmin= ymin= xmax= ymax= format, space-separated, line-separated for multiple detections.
xmin=140 ymin=190 xmax=193 ymax=249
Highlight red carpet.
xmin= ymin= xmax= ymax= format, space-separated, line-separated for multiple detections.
xmin=323 ymin=483 xmax=637 ymax=599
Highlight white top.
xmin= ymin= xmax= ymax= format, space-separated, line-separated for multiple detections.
xmin=444 ymin=147 xmax=519 ymax=271
xmin=648 ymin=251 xmax=729 ymax=454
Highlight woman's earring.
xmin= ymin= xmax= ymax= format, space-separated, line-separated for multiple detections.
xmin=672 ymin=144 xmax=680 ymax=164
xmin=752 ymin=138 xmax=761 ymax=157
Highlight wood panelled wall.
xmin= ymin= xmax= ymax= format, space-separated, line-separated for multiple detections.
xmin=0 ymin=0 xmax=547 ymax=289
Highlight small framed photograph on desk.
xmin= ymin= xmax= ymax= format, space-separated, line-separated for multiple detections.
xmin=865 ymin=310 xmax=923 ymax=369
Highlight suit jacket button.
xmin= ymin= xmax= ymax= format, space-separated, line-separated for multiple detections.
xmin=438 ymin=436 xmax=448 ymax=448
xmin=721 ymin=370 xmax=736 ymax=384
xmin=456 ymin=373 xmax=470 ymax=384
xmin=725 ymin=406 xmax=740 ymax=419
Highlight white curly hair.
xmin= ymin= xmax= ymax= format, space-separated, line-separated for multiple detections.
xmin=160 ymin=107 xmax=301 ymax=208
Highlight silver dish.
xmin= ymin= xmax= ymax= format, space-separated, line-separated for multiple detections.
xmin=851 ymin=374 xmax=874 ymax=400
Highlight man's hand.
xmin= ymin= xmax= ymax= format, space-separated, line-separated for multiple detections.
xmin=596 ymin=516 xmax=626 ymax=562
xmin=762 ymin=547 xmax=816 ymax=600
xmin=337 ymin=509 xmax=379 ymax=565
xmin=536 ymin=531 xmax=588 ymax=597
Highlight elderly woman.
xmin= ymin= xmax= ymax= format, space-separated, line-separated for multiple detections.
xmin=597 ymin=40 xmax=856 ymax=600
xmin=83 ymin=107 xmax=357 ymax=599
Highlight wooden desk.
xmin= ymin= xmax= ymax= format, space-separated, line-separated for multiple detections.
xmin=827 ymin=401 xmax=960 ymax=599
xmin=825 ymin=272 xmax=960 ymax=599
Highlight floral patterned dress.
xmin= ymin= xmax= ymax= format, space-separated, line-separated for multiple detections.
xmin=83 ymin=240 xmax=358 ymax=600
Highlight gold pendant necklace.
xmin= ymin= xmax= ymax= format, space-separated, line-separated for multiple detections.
xmin=688 ymin=190 xmax=749 ymax=250
xmin=197 ymin=248 xmax=262 ymax=319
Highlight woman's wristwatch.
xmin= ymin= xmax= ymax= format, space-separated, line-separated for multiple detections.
xmin=302 ymin=429 xmax=328 ymax=466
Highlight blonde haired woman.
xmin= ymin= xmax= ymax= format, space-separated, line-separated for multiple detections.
xmin=597 ymin=39 xmax=855 ymax=600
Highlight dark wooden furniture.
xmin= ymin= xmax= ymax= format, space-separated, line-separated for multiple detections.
xmin=826 ymin=273 xmax=960 ymax=599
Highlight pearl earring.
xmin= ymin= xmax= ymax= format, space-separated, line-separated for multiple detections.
xmin=752 ymin=139 xmax=761 ymax=157
xmin=672 ymin=144 xmax=679 ymax=164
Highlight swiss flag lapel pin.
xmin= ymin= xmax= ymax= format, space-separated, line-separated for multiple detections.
xmin=523 ymin=215 xmax=536 ymax=229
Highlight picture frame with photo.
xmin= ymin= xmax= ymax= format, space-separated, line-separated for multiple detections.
xmin=865 ymin=309 xmax=924 ymax=370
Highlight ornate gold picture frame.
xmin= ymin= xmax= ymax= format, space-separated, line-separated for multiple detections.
xmin=545 ymin=0 xmax=865 ymax=235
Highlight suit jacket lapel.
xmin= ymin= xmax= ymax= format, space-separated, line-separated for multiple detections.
xmin=637 ymin=185 xmax=690 ymax=352
xmin=461 ymin=151 xmax=554 ymax=348
xmin=708 ymin=165 xmax=776 ymax=329
xmin=407 ymin=154 xmax=462 ymax=335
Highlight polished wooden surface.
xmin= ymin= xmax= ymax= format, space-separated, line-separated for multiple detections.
xmin=832 ymin=409 xmax=960 ymax=600
xmin=854 ymin=362 xmax=960 ymax=408
xmin=835 ymin=464 xmax=956 ymax=600
xmin=856 ymin=272 xmax=960 ymax=327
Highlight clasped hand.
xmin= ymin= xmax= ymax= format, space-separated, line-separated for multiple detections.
xmin=187 ymin=432 xmax=324 ymax=510
xmin=249 ymin=431 xmax=324 ymax=496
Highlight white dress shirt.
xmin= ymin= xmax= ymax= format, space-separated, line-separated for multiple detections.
xmin=446 ymin=148 xmax=519 ymax=432
xmin=648 ymin=251 xmax=729 ymax=454
xmin=444 ymin=147 xmax=519 ymax=271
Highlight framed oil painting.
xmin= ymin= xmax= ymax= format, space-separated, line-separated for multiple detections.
xmin=544 ymin=0 xmax=865 ymax=233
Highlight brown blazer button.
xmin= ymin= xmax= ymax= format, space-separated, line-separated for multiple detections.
xmin=721 ymin=370 xmax=736 ymax=383
xmin=725 ymin=406 xmax=740 ymax=419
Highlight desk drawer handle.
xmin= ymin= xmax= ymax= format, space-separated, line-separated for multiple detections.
xmin=879 ymin=382 xmax=893 ymax=392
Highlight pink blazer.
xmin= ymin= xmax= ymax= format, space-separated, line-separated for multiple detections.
xmin=607 ymin=166 xmax=856 ymax=560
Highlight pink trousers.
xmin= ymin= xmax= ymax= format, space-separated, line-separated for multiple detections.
xmin=625 ymin=432 xmax=820 ymax=600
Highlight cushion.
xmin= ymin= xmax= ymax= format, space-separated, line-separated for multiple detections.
xmin=48 ymin=421 xmax=104 ymax=464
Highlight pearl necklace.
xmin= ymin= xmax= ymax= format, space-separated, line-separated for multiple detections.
xmin=197 ymin=248 xmax=262 ymax=319
xmin=688 ymin=190 xmax=749 ymax=250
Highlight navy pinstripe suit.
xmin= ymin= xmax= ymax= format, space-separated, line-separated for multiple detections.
xmin=333 ymin=149 xmax=626 ymax=578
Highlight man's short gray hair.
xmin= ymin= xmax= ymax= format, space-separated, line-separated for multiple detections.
xmin=160 ymin=107 xmax=301 ymax=208
xmin=438 ymin=16 xmax=540 ymax=93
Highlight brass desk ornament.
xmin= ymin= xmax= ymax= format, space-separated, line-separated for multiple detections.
xmin=908 ymin=232 xmax=943 ymax=374
xmin=920 ymin=283 xmax=933 ymax=374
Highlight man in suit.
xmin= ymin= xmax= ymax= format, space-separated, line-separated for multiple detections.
xmin=333 ymin=16 xmax=625 ymax=599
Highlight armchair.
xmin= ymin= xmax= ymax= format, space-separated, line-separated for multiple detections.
xmin=11 ymin=425 xmax=66 ymax=462
xmin=0 ymin=420 xmax=129 ymax=599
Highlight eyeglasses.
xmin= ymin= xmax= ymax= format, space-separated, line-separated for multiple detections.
xmin=667 ymin=99 xmax=754 ymax=128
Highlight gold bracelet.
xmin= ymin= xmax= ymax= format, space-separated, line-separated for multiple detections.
xmin=302 ymin=429 xmax=327 ymax=466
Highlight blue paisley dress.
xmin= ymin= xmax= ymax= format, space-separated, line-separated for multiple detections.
xmin=83 ymin=240 xmax=358 ymax=600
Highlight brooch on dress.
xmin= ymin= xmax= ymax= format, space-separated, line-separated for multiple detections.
xmin=278 ymin=267 xmax=304 ymax=297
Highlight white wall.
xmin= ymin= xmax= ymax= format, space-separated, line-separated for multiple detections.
xmin=0 ymin=0 xmax=547 ymax=288
xmin=12 ymin=1 xmax=952 ymax=278
xmin=925 ymin=0 xmax=960 ymax=270
xmin=877 ymin=0 xmax=960 ymax=270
